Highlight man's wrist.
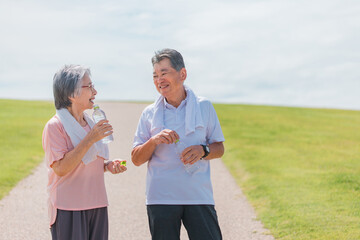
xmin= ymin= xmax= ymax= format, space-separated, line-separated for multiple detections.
xmin=201 ymin=144 xmax=210 ymax=159
xmin=150 ymin=136 xmax=159 ymax=146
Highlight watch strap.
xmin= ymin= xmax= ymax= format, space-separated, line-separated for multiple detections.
xmin=201 ymin=144 xmax=210 ymax=159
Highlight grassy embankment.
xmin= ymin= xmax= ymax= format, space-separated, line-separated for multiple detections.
xmin=0 ymin=99 xmax=54 ymax=199
xmin=215 ymin=104 xmax=360 ymax=240
xmin=1 ymin=100 xmax=359 ymax=239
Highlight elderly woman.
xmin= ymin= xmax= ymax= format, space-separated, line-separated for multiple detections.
xmin=42 ymin=65 xmax=127 ymax=240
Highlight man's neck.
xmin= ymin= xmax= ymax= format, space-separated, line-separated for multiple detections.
xmin=165 ymin=89 xmax=187 ymax=108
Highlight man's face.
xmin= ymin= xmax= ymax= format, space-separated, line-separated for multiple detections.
xmin=153 ymin=58 xmax=186 ymax=98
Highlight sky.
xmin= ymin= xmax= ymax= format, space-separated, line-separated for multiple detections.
xmin=0 ymin=0 xmax=359 ymax=110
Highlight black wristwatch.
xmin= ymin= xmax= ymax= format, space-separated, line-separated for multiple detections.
xmin=201 ymin=144 xmax=210 ymax=159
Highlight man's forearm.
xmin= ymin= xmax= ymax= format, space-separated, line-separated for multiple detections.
xmin=131 ymin=138 xmax=157 ymax=166
xmin=204 ymin=142 xmax=224 ymax=160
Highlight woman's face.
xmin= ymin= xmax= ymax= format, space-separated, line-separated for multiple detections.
xmin=71 ymin=73 xmax=97 ymax=111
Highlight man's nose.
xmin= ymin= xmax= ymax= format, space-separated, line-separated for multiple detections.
xmin=155 ymin=76 xmax=164 ymax=82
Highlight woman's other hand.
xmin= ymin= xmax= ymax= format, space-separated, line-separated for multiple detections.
xmin=105 ymin=159 xmax=127 ymax=174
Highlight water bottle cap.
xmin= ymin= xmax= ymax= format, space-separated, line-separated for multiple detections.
xmin=93 ymin=104 xmax=100 ymax=110
xmin=175 ymin=139 xmax=180 ymax=143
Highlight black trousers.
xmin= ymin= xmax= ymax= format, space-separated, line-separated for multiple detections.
xmin=50 ymin=207 xmax=108 ymax=240
xmin=147 ymin=205 xmax=222 ymax=240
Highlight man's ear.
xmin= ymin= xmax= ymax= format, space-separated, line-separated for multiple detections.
xmin=180 ymin=68 xmax=187 ymax=81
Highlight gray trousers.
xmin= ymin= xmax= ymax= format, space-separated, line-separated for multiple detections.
xmin=147 ymin=205 xmax=222 ymax=240
xmin=50 ymin=207 xmax=108 ymax=240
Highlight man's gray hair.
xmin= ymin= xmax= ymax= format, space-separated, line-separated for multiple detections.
xmin=53 ymin=65 xmax=91 ymax=110
xmin=151 ymin=48 xmax=185 ymax=71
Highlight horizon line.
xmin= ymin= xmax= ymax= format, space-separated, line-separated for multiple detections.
xmin=1 ymin=98 xmax=359 ymax=112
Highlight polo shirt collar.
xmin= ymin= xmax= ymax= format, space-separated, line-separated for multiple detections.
xmin=164 ymin=95 xmax=188 ymax=110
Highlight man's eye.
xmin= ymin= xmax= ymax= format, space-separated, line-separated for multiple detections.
xmin=162 ymin=73 xmax=167 ymax=76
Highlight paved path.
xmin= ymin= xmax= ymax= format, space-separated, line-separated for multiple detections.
xmin=0 ymin=103 xmax=274 ymax=240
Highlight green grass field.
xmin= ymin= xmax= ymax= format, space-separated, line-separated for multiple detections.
xmin=1 ymin=100 xmax=359 ymax=239
xmin=215 ymin=104 xmax=360 ymax=240
xmin=0 ymin=99 xmax=54 ymax=200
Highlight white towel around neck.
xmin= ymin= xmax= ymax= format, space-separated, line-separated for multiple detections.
xmin=56 ymin=108 xmax=109 ymax=165
xmin=150 ymin=85 xmax=204 ymax=136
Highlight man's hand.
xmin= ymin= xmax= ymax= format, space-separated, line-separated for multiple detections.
xmin=151 ymin=129 xmax=179 ymax=145
xmin=131 ymin=130 xmax=178 ymax=167
xmin=180 ymin=145 xmax=205 ymax=165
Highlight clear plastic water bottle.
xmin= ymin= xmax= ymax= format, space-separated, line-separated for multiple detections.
xmin=92 ymin=104 xmax=114 ymax=144
xmin=175 ymin=139 xmax=203 ymax=175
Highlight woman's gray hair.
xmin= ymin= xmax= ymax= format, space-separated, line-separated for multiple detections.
xmin=151 ymin=48 xmax=185 ymax=71
xmin=53 ymin=65 xmax=91 ymax=110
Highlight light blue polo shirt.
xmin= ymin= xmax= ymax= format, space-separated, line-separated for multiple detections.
xmin=133 ymin=95 xmax=225 ymax=205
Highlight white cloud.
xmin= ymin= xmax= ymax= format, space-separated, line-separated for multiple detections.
xmin=0 ymin=0 xmax=359 ymax=109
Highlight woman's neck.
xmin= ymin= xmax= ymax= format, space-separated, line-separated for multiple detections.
xmin=67 ymin=105 xmax=87 ymax=126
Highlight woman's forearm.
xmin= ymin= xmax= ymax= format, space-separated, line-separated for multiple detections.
xmin=52 ymin=135 xmax=95 ymax=176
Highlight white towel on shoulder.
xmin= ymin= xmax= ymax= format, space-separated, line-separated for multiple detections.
xmin=56 ymin=108 xmax=109 ymax=165
xmin=151 ymin=85 xmax=204 ymax=136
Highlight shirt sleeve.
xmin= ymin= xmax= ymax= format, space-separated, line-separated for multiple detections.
xmin=42 ymin=118 xmax=71 ymax=167
xmin=206 ymin=103 xmax=225 ymax=144
xmin=133 ymin=110 xmax=152 ymax=148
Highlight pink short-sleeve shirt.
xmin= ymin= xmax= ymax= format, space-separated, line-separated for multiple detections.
xmin=42 ymin=115 xmax=108 ymax=226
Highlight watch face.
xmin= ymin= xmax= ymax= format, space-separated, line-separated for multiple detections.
xmin=206 ymin=145 xmax=210 ymax=153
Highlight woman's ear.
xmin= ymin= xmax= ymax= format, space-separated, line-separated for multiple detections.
xmin=68 ymin=96 xmax=76 ymax=104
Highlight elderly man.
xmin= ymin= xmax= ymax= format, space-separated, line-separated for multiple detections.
xmin=132 ymin=49 xmax=225 ymax=240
